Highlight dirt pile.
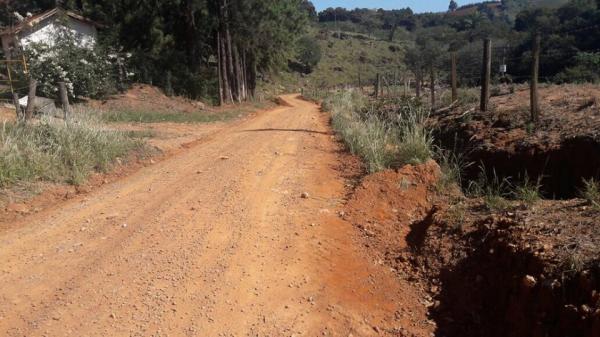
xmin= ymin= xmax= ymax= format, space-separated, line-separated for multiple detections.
xmin=343 ymin=160 xmax=440 ymax=269
xmin=431 ymin=84 xmax=600 ymax=198
xmin=88 ymin=83 xmax=207 ymax=113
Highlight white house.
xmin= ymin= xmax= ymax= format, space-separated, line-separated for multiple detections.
xmin=0 ymin=8 xmax=101 ymax=60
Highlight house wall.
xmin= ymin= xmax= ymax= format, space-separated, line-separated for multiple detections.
xmin=19 ymin=16 xmax=97 ymax=49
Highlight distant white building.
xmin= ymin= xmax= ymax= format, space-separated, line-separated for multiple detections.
xmin=0 ymin=8 xmax=101 ymax=60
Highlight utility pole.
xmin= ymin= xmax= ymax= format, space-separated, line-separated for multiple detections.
xmin=530 ymin=33 xmax=541 ymax=123
xmin=480 ymin=38 xmax=492 ymax=112
xmin=451 ymin=51 xmax=458 ymax=102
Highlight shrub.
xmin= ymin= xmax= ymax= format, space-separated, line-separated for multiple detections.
xmin=0 ymin=109 xmax=143 ymax=186
xmin=23 ymin=22 xmax=129 ymax=99
xmin=555 ymin=52 xmax=600 ymax=84
xmin=295 ymin=35 xmax=322 ymax=73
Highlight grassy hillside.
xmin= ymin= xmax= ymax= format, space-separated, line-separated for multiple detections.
xmin=304 ymin=27 xmax=407 ymax=90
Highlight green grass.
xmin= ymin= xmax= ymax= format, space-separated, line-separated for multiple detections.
xmin=0 ymin=111 xmax=144 ymax=187
xmin=102 ymin=100 xmax=272 ymax=124
xmin=467 ymin=166 xmax=513 ymax=211
xmin=102 ymin=109 xmax=242 ymax=124
xmin=581 ymin=178 xmax=600 ymax=210
xmin=513 ymin=174 xmax=542 ymax=206
xmin=324 ymin=90 xmax=433 ymax=173
xmin=306 ymin=26 xmax=406 ymax=89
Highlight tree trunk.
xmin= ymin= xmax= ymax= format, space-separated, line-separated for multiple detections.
xmin=233 ymin=45 xmax=244 ymax=101
xmin=224 ymin=18 xmax=238 ymax=103
xmin=247 ymin=52 xmax=257 ymax=98
xmin=217 ymin=32 xmax=224 ymax=106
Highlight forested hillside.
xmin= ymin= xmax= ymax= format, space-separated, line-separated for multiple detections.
xmin=1 ymin=0 xmax=312 ymax=103
xmin=308 ymin=0 xmax=600 ymax=91
xmin=2 ymin=0 xmax=599 ymax=104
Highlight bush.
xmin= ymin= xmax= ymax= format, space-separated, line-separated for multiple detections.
xmin=23 ymin=22 xmax=128 ymax=99
xmin=0 ymin=110 xmax=143 ymax=186
xmin=295 ymin=35 xmax=322 ymax=73
xmin=555 ymin=52 xmax=600 ymax=84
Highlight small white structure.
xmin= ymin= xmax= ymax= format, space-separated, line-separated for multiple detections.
xmin=0 ymin=8 xmax=101 ymax=59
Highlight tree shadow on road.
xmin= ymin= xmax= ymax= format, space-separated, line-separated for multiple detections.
xmin=241 ymin=128 xmax=331 ymax=135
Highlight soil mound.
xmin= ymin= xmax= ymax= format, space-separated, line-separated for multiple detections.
xmin=88 ymin=83 xmax=207 ymax=113
xmin=343 ymin=160 xmax=440 ymax=265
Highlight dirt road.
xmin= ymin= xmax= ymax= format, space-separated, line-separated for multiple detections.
xmin=0 ymin=95 xmax=430 ymax=336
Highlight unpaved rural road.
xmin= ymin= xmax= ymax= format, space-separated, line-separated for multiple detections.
xmin=0 ymin=95 xmax=428 ymax=336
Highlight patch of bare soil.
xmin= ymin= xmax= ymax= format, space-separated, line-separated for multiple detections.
xmin=431 ymin=84 xmax=600 ymax=198
xmin=0 ymin=106 xmax=16 ymax=122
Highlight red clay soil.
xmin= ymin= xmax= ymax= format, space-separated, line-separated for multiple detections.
xmin=343 ymin=160 xmax=440 ymax=267
xmin=87 ymin=83 xmax=207 ymax=113
xmin=431 ymin=84 xmax=600 ymax=198
xmin=337 ymin=156 xmax=599 ymax=337
xmin=0 ymin=95 xmax=436 ymax=337
xmin=415 ymin=194 xmax=600 ymax=337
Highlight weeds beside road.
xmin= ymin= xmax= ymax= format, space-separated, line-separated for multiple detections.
xmin=0 ymin=111 xmax=144 ymax=188
xmin=322 ymin=90 xmax=433 ymax=173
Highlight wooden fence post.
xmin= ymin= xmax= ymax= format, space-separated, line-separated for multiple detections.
xmin=58 ymin=82 xmax=70 ymax=121
xmin=12 ymin=93 xmax=22 ymax=121
xmin=430 ymin=67 xmax=436 ymax=111
xmin=530 ymin=34 xmax=541 ymax=123
xmin=358 ymin=72 xmax=362 ymax=93
xmin=25 ymin=79 xmax=37 ymax=121
xmin=451 ymin=51 xmax=458 ymax=102
xmin=415 ymin=70 xmax=421 ymax=98
xmin=375 ymin=73 xmax=381 ymax=98
xmin=480 ymin=38 xmax=492 ymax=112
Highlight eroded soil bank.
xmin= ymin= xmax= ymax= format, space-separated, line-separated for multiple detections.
xmin=340 ymin=159 xmax=600 ymax=337
xmin=431 ymin=84 xmax=600 ymax=198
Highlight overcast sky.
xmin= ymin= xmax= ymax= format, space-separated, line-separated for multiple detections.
xmin=312 ymin=0 xmax=484 ymax=13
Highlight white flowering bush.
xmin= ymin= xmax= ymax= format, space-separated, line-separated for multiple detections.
xmin=23 ymin=25 xmax=123 ymax=98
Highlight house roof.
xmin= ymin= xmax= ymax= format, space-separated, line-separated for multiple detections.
xmin=0 ymin=7 xmax=103 ymax=37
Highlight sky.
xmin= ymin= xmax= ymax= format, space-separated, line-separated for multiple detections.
xmin=312 ymin=0 xmax=484 ymax=13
